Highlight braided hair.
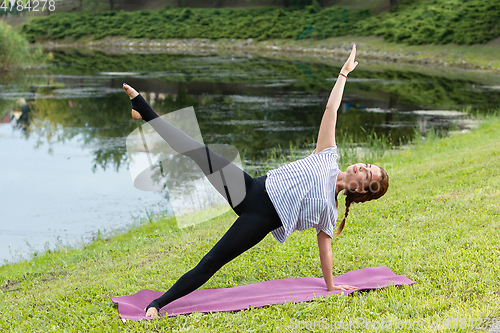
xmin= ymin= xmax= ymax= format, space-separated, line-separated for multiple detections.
xmin=334 ymin=165 xmax=389 ymax=236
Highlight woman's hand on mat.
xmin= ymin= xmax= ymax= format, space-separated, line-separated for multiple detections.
xmin=340 ymin=44 xmax=359 ymax=75
xmin=144 ymin=307 xmax=159 ymax=318
xmin=328 ymin=284 xmax=357 ymax=291
xmin=122 ymin=83 xmax=143 ymax=120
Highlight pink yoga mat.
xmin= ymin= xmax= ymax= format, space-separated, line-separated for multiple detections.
xmin=111 ymin=266 xmax=415 ymax=322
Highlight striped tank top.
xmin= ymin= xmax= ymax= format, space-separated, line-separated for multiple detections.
xmin=265 ymin=145 xmax=339 ymax=243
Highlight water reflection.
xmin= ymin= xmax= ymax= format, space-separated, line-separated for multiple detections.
xmin=1 ymin=49 xmax=499 ymax=265
xmin=0 ymin=119 xmax=172 ymax=265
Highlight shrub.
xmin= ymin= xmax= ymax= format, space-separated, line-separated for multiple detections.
xmin=0 ymin=21 xmax=45 ymax=72
xmin=18 ymin=0 xmax=500 ymax=45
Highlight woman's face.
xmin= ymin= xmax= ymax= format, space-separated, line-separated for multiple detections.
xmin=344 ymin=163 xmax=382 ymax=193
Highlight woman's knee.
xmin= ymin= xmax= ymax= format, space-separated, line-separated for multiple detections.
xmin=196 ymin=255 xmax=221 ymax=277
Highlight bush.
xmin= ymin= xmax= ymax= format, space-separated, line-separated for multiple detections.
xmin=19 ymin=6 xmax=370 ymax=42
xmin=18 ymin=0 xmax=500 ymax=45
xmin=353 ymin=0 xmax=500 ymax=45
xmin=0 ymin=21 xmax=45 ymax=73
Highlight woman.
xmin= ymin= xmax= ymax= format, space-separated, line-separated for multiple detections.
xmin=122 ymin=44 xmax=389 ymax=318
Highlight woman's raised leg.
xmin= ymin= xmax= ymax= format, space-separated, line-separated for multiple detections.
xmin=123 ymin=83 xmax=249 ymax=210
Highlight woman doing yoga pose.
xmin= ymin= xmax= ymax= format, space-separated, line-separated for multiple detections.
xmin=122 ymin=44 xmax=389 ymax=318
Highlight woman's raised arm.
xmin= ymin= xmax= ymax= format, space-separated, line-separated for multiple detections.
xmin=314 ymin=44 xmax=358 ymax=154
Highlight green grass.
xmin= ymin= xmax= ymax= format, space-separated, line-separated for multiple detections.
xmin=1 ymin=110 xmax=500 ymax=332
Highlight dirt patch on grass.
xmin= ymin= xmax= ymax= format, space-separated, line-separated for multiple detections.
xmin=0 ymin=271 xmax=67 ymax=292
xmin=0 ymin=280 xmax=21 ymax=292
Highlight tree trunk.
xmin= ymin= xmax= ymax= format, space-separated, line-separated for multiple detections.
xmin=390 ymin=0 xmax=399 ymax=6
xmin=110 ymin=0 xmax=114 ymax=10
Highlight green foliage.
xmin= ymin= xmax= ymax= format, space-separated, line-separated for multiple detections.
xmin=19 ymin=0 xmax=500 ymax=45
xmin=19 ymin=6 xmax=370 ymax=42
xmin=306 ymin=0 xmax=322 ymax=14
xmin=354 ymin=0 xmax=500 ymax=45
xmin=0 ymin=20 xmax=45 ymax=72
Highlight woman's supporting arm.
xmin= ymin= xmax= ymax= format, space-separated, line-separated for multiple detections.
xmin=314 ymin=44 xmax=358 ymax=154
xmin=317 ymin=230 xmax=359 ymax=291
xmin=317 ymin=230 xmax=334 ymax=290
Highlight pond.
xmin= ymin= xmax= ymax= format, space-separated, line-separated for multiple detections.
xmin=1 ymin=47 xmax=499 ymax=265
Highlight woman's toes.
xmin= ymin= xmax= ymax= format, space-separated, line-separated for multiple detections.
xmin=131 ymin=109 xmax=142 ymax=120
xmin=123 ymin=83 xmax=139 ymax=99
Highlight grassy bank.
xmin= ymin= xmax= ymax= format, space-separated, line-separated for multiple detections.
xmin=43 ymin=34 xmax=500 ymax=72
xmin=1 ymin=111 xmax=500 ymax=332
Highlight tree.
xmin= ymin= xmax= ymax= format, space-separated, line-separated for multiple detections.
xmin=390 ymin=0 xmax=399 ymax=7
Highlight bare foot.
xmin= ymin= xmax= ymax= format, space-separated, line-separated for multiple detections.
xmin=144 ymin=307 xmax=159 ymax=318
xmin=122 ymin=83 xmax=142 ymax=120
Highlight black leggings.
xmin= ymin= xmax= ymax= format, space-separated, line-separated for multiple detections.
xmin=131 ymin=94 xmax=283 ymax=312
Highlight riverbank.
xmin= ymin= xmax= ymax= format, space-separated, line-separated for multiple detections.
xmin=1 ymin=110 xmax=499 ymax=331
xmin=34 ymin=34 xmax=500 ymax=73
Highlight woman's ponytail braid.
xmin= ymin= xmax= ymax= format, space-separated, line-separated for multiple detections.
xmin=335 ymin=196 xmax=352 ymax=237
